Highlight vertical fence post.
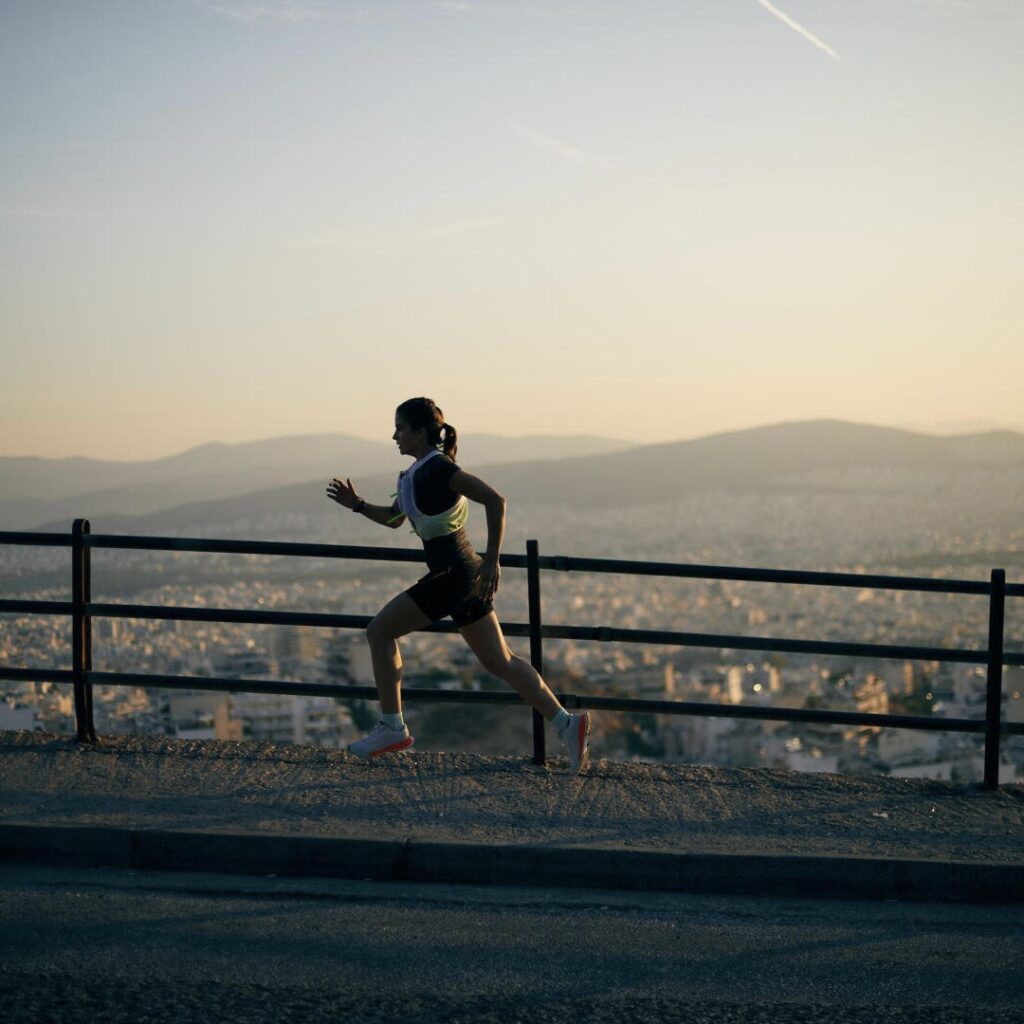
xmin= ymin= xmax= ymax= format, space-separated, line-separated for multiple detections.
xmin=526 ymin=539 xmax=546 ymax=765
xmin=71 ymin=519 xmax=96 ymax=743
xmin=983 ymin=568 xmax=1006 ymax=790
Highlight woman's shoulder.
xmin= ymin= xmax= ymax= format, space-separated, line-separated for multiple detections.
xmin=429 ymin=452 xmax=459 ymax=480
xmin=408 ymin=450 xmax=458 ymax=478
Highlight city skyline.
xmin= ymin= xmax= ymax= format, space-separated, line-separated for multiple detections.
xmin=3 ymin=0 xmax=1022 ymax=460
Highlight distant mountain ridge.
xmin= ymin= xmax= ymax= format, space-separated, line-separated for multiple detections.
xmin=20 ymin=419 xmax=1024 ymax=535
xmin=463 ymin=419 xmax=1024 ymax=510
xmin=0 ymin=432 xmax=635 ymax=531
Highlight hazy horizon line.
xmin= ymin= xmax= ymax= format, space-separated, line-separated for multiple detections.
xmin=3 ymin=417 xmax=1022 ymax=465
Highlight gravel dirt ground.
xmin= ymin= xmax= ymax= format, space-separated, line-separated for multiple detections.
xmin=1 ymin=730 xmax=1022 ymax=863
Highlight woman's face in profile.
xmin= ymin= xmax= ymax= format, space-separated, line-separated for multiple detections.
xmin=393 ymin=416 xmax=424 ymax=456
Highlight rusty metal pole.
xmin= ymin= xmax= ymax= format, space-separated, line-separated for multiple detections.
xmin=983 ymin=568 xmax=1006 ymax=790
xmin=526 ymin=539 xmax=546 ymax=765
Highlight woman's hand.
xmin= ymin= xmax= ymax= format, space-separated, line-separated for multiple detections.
xmin=473 ymin=555 xmax=501 ymax=602
xmin=326 ymin=476 xmax=360 ymax=510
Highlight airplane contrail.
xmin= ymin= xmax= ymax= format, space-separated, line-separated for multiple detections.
xmin=756 ymin=0 xmax=841 ymax=60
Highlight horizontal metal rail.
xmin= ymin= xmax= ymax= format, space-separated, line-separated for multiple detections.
xmin=86 ymin=603 xmax=479 ymax=634
xmin=3 ymin=599 xmax=1019 ymax=665
xmin=86 ymin=671 xmax=528 ymax=705
xmin=75 ymin=601 xmax=994 ymax=667
xmin=0 ymin=599 xmax=74 ymax=616
xmin=0 ymin=667 xmax=76 ymax=685
xmin=6 ymin=529 xmax=1022 ymax=595
xmin=0 ymin=531 xmax=70 ymax=548
xmin=534 ymin=554 xmax=997 ymax=595
xmin=539 ymin=622 xmax=992 ymax=665
xmin=88 ymin=533 xmax=441 ymax=564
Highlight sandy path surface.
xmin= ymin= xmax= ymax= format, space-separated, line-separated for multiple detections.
xmin=1 ymin=731 xmax=1022 ymax=862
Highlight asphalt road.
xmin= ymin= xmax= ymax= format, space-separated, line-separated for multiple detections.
xmin=1 ymin=865 xmax=1021 ymax=1024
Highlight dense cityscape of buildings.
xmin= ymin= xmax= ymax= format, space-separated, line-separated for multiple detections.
xmin=3 ymin=550 xmax=1022 ymax=784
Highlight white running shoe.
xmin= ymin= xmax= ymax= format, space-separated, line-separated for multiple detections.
xmin=559 ymin=710 xmax=591 ymax=776
xmin=348 ymin=720 xmax=414 ymax=759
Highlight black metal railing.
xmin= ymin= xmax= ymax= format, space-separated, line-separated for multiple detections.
xmin=1 ymin=520 xmax=1022 ymax=788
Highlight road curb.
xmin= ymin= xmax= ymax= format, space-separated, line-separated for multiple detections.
xmin=1 ymin=823 xmax=1021 ymax=903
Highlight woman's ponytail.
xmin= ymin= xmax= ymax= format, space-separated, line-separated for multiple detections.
xmin=441 ymin=422 xmax=458 ymax=463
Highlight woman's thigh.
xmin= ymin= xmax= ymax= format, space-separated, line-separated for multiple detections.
xmin=457 ymin=612 xmax=512 ymax=671
xmin=368 ymin=591 xmax=432 ymax=641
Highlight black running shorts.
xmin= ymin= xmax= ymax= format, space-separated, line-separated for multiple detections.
xmin=405 ymin=566 xmax=493 ymax=627
xmin=404 ymin=528 xmax=494 ymax=627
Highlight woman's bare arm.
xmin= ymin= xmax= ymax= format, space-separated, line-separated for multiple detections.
xmin=326 ymin=477 xmax=406 ymax=529
xmin=449 ymin=468 xmax=506 ymax=598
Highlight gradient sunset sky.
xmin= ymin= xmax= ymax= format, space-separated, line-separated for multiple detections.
xmin=2 ymin=0 xmax=1021 ymax=460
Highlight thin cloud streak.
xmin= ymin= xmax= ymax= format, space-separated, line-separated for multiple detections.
xmin=511 ymin=122 xmax=612 ymax=169
xmin=756 ymin=0 xmax=841 ymax=60
xmin=191 ymin=0 xmax=330 ymax=23
xmin=436 ymin=2 xmax=554 ymax=14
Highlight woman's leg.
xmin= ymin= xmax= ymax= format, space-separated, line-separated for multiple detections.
xmin=366 ymin=593 xmax=432 ymax=715
xmin=458 ymin=612 xmax=563 ymax=719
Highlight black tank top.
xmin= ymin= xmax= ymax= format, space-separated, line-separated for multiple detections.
xmin=411 ymin=453 xmax=460 ymax=514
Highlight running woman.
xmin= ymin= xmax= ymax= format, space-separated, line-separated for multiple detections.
xmin=326 ymin=397 xmax=591 ymax=774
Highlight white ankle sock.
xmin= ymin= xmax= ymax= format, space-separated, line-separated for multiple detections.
xmin=382 ymin=712 xmax=405 ymax=731
xmin=552 ymin=709 xmax=572 ymax=733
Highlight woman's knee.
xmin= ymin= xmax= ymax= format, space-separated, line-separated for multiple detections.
xmin=477 ymin=647 xmax=514 ymax=677
xmin=366 ymin=617 xmax=395 ymax=649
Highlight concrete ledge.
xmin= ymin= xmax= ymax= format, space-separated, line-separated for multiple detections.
xmin=2 ymin=823 xmax=1021 ymax=904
